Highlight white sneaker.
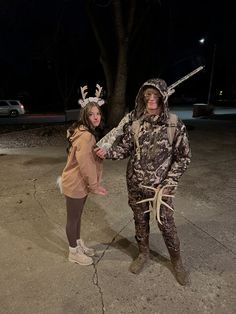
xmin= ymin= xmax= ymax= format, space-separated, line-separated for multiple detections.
xmin=68 ymin=247 xmax=93 ymax=265
xmin=77 ymin=239 xmax=96 ymax=257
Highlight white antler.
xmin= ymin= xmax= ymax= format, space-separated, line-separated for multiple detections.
xmin=80 ymin=85 xmax=88 ymax=100
xmin=95 ymin=84 xmax=103 ymax=98
xmin=78 ymin=84 xmax=105 ymax=108
xmin=137 ymin=184 xmax=177 ymax=225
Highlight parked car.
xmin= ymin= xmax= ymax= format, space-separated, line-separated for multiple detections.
xmin=0 ymin=100 xmax=25 ymax=117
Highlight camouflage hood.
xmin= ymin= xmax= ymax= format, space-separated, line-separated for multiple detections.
xmin=134 ymin=78 xmax=170 ymax=120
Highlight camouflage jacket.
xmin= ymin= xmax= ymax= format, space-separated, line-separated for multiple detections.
xmin=105 ymin=79 xmax=191 ymax=194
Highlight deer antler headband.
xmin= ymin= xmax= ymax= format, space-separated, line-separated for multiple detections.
xmin=78 ymin=84 xmax=105 ymax=108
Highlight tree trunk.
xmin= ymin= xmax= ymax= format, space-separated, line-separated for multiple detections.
xmin=107 ymin=0 xmax=129 ymax=128
xmin=108 ymin=42 xmax=128 ymax=127
xmin=86 ymin=2 xmax=114 ymax=96
xmin=86 ymin=0 xmax=137 ymax=128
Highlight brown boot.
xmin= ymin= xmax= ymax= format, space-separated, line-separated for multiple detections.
xmin=171 ymin=255 xmax=190 ymax=286
xmin=129 ymin=253 xmax=149 ymax=274
xmin=129 ymin=235 xmax=149 ymax=274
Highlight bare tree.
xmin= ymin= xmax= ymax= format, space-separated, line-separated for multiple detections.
xmin=86 ymin=0 xmax=162 ymax=128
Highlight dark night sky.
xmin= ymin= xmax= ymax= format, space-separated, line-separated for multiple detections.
xmin=0 ymin=0 xmax=235 ymax=112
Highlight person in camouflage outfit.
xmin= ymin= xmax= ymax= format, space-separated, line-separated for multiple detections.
xmin=96 ymin=78 xmax=191 ymax=285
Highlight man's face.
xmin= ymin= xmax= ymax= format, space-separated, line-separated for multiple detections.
xmin=143 ymin=87 xmax=162 ymax=111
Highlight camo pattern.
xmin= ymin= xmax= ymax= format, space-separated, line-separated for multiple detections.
xmin=129 ymin=192 xmax=180 ymax=254
xmin=106 ymin=112 xmax=191 ymax=195
xmin=105 ymin=78 xmax=191 ymax=253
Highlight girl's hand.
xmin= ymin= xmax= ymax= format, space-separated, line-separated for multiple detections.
xmin=94 ymin=185 xmax=108 ymax=196
xmin=94 ymin=147 xmax=107 ymax=159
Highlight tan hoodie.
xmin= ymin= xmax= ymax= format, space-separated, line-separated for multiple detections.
xmin=61 ymin=126 xmax=102 ymax=198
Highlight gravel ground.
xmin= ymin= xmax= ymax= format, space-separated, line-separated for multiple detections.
xmin=0 ymin=124 xmax=68 ymax=148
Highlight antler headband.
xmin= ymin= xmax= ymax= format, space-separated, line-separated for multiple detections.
xmin=78 ymin=84 xmax=105 ymax=108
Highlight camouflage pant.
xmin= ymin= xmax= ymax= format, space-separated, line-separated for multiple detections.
xmin=128 ymin=190 xmax=180 ymax=255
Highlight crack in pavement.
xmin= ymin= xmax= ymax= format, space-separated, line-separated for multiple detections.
xmin=92 ymin=264 xmax=105 ymax=314
xmin=91 ymin=218 xmax=133 ymax=314
xmin=32 ymin=178 xmax=131 ymax=314
xmin=178 ymin=212 xmax=236 ymax=256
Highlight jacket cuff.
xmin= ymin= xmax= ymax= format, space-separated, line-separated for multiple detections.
xmin=88 ymin=182 xmax=98 ymax=192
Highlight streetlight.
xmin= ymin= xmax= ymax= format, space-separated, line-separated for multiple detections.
xmin=192 ymin=38 xmax=215 ymax=117
xmin=199 ymin=38 xmax=205 ymax=45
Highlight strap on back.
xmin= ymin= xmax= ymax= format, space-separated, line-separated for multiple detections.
xmin=132 ymin=120 xmax=141 ymax=160
xmin=167 ymin=113 xmax=178 ymax=145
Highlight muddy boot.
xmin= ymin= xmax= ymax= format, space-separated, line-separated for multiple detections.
xmin=170 ymin=253 xmax=190 ymax=286
xmin=129 ymin=235 xmax=149 ymax=274
xmin=129 ymin=253 xmax=149 ymax=274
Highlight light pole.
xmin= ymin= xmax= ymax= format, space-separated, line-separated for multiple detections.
xmin=199 ymin=38 xmax=216 ymax=107
xmin=207 ymin=44 xmax=216 ymax=106
xmin=192 ymin=38 xmax=214 ymax=117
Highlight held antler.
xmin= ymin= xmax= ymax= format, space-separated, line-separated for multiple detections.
xmin=95 ymin=84 xmax=103 ymax=98
xmin=136 ymin=184 xmax=177 ymax=225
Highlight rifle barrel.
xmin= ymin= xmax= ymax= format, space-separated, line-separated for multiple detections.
xmin=168 ymin=65 xmax=204 ymax=91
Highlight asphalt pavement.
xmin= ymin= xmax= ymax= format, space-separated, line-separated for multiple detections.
xmin=0 ymin=113 xmax=235 ymax=314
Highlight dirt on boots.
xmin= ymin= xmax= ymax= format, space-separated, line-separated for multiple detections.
xmin=171 ymin=257 xmax=190 ymax=286
xmin=129 ymin=253 xmax=149 ymax=274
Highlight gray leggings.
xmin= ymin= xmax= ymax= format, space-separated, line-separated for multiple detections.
xmin=65 ymin=195 xmax=87 ymax=247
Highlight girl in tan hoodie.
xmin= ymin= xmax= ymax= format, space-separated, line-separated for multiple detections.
xmin=61 ymin=102 xmax=107 ymax=265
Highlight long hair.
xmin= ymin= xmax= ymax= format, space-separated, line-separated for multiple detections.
xmin=66 ymin=102 xmax=103 ymax=153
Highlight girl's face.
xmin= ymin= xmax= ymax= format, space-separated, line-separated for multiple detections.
xmin=88 ymin=105 xmax=101 ymax=128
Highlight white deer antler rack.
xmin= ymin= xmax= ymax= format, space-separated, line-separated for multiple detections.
xmin=78 ymin=83 xmax=105 ymax=108
xmin=95 ymin=84 xmax=103 ymax=98
xmin=80 ymin=85 xmax=88 ymax=100
xmin=136 ymin=184 xmax=177 ymax=225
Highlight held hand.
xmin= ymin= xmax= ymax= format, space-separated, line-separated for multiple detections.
xmin=94 ymin=185 xmax=108 ymax=196
xmin=94 ymin=147 xmax=107 ymax=159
